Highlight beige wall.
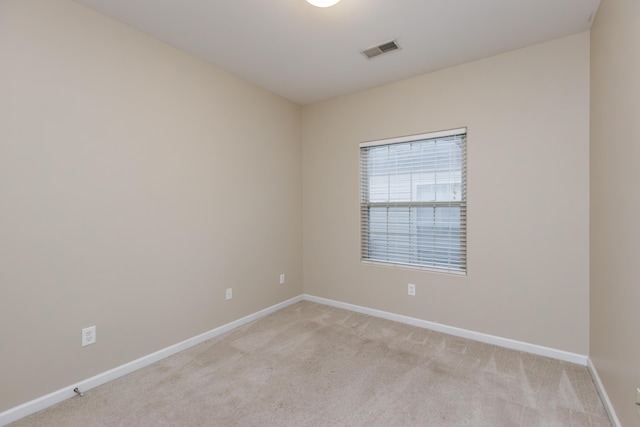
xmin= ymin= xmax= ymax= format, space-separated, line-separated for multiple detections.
xmin=590 ymin=0 xmax=640 ymax=425
xmin=0 ymin=0 xmax=302 ymax=412
xmin=0 ymin=0 xmax=605 ymax=418
xmin=303 ymin=33 xmax=590 ymax=354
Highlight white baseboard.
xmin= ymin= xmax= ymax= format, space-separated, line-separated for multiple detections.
xmin=587 ymin=358 xmax=622 ymax=427
xmin=303 ymin=294 xmax=589 ymax=366
xmin=0 ymin=295 xmax=304 ymax=427
xmin=0 ymin=293 xmax=597 ymax=426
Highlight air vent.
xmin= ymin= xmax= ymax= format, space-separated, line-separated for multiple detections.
xmin=361 ymin=39 xmax=400 ymax=60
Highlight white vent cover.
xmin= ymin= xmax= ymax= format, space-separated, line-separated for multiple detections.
xmin=361 ymin=39 xmax=400 ymax=59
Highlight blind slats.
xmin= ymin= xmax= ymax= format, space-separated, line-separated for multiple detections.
xmin=360 ymin=130 xmax=467 ymax=273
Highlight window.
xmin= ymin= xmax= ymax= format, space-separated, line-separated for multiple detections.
xmin=359 ymin=128 xmax=467 ymax=274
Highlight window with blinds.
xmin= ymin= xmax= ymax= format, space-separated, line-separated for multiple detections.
xmin=359 ymin=128 xmax=467 ymax=274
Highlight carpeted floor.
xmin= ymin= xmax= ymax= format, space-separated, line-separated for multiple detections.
xmin=10 ymin=301 xmax=611 ymax=426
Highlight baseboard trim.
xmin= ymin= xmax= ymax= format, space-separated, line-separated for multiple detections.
xmin=1 ymin=294 xmax=594 ymax=426
xmin=303 ymin=294 xmax=588 ymax=366
xmin=0 ymin=295 xmax=304 ymax=427
xmin=587 ymin=358 xmax=622 ymax=427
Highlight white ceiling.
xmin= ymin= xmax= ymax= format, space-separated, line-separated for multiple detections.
xmin=73 ymin=0 xmax=601 ymax=105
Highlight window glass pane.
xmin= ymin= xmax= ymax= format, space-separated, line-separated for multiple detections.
xmin=364 ymin=137 xmax=463 ymax=204
xmin=360 ymin=131 xmax=466 ymax=273
xmin=416 ymin=206 xmax=462 ymax=267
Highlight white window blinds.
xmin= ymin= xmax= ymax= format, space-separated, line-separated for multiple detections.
xmin=359 ymin=128 xmax=467 ymax=274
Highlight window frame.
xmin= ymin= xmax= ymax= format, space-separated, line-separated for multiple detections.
xmin=359 ymin=128 xmax=467 ymax=275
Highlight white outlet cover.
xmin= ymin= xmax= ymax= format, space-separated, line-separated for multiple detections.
xmin=408 ymin=283 xmax=416 ymax=296
xmin=82 ymin=326 xmax=96 ymax=347
xmin=280 ymin=274 xmax=285 ymax=284
xmin=225 ymin=288 xmax=232 ymax=300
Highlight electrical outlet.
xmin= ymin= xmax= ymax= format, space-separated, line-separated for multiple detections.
xmin=279 ymin=274 xmax=285 ymax=284
xmin=225 ymin=288 xmax=232 ymax=301
xmin=408 ymin=283 xmax=416 ymax=296
xmin=82 ymin=326 xmax=96 ymax=347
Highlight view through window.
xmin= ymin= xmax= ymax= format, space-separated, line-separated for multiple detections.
xmin=359 ymin=128 xmax=467 ymax=273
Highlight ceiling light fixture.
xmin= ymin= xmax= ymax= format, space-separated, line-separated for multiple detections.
xmin=306 ymin=0 xmax=341 ymax=7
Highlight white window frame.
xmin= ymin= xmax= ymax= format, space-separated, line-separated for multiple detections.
xmin=359 ymin=128 xmax=467 ymax=274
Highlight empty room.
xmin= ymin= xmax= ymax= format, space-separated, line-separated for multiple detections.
xmin=1 ymin=0 xmax=638 ymax=425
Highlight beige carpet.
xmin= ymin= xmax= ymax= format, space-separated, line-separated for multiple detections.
xmin=10 ymin=301 xmax=611 ymax=426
